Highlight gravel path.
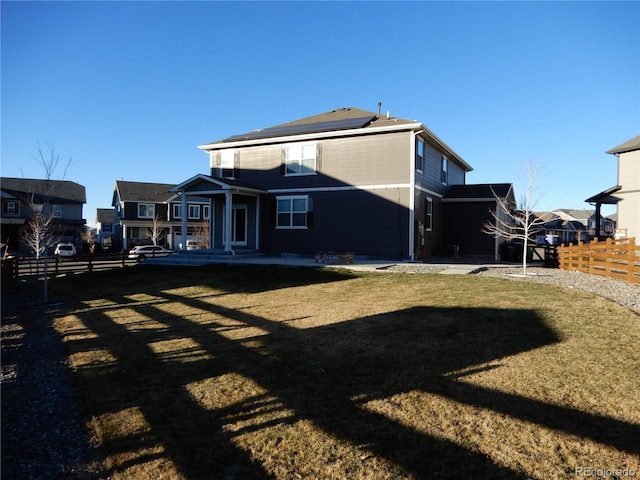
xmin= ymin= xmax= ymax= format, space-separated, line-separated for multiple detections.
xmin=1 ymin=281 xmax=106 ymax=480
xmin=1 ymin=264 xmax=637 ymax=479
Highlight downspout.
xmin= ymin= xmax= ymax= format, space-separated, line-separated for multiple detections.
xmin=409 ymin=129 xmax=424 ymax=261
xmin=255 ymin=195 xmax=260 ymax=252
xmin=181 ymin=192 xmax=188 ymax=251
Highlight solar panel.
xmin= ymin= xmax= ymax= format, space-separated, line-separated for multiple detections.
xmin=224 ymin=115 xmax=376 ymax=142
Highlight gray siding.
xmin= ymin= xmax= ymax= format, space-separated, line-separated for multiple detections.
xmin=262 ymin=187 xmax=411 ymax=258
xmin=217 ymin=131 xmax=411 ymax=190
xmin=415 ymin=141 xmax=465 ymax=196
xmin=443 ymin=201 xmax=497 ymax=256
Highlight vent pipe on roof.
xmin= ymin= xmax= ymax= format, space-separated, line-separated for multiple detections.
xmin=387 ymin=111 xmax=390 ymax=119
xmin=378 ymin=102 xmax=382 ymax=114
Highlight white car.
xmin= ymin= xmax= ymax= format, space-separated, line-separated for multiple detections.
xmin=128 ymin=245 xmax=174 ymax=261
xmin=54 ymin=242 xmax=77 ymax=257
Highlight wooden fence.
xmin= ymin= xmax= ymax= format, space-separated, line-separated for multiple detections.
xmin=1 ymin=252 xmax=138 ymax=287
xmin=557 ymin=237 xmax=640 ymax=285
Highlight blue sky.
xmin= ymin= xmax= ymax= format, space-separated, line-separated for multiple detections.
xmin=2 ymin=1 xmax=638 ymax=227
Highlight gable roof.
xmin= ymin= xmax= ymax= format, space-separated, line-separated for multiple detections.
xmin=606 ymin=135 xmax=640 ymax=155
xmin=442 ymin=183 xmax=513 ymax=202
xmin=1 ymin=177 xmax=86 ymax=204
xmin=96 ymin=208 xmax=115 ymax=224
xmin=170 ymin=174 xmax=266 ymax=196
xmin=113 ymin=181 xmax=175 ymax=204
xmin=199 ymin=106 xmax=472 ymax=172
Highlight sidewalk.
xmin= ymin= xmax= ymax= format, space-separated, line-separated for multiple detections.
xmin=144 ymin=252 xmax=508 ymax=274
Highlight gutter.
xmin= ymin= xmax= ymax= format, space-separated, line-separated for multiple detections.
xmin=198 ymin=122 xmax=424 ymax=151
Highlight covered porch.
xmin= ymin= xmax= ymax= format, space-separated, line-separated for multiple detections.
xmin=585 ymin=185 xmax=620 ymax=240
xmin=170 ymin=175 xmax=266 ymax=254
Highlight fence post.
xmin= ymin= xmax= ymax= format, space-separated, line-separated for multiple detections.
xmin=626 ymin=238 xmax=635 ymax=281
xmin=587 ymin=238 xmax=596 ymax=275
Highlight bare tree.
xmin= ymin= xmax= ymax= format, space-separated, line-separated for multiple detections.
xmin=147 ymin=213 xmax=166 ymax=246
xmin=21 ymin=141 xmax=74 ymax=302
xmin=482 ymin=161 xmax=547 ymax=275
xmin=192 ymin=218 xmax=210 ymax=249
xmin=22 ymin=195 xmax=56 ymax=260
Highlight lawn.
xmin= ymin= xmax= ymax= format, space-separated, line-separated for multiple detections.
xmin=51 ymin=264 xmax=640 ymax=479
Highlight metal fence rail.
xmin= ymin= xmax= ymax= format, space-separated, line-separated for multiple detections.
xmin=557 ymin=237 xmax=640 ymax=285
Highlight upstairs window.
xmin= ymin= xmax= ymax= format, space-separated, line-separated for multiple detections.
xmin=441 ymin=156 xmax=448 ymax=185
xmin=415 ymin=139 xmax=425 ymax=172
xmin=188 ymin=205 xmax=200 ymax=219
xmin=276 ymin=195 xmax=310 ymax=228
xmin=3 ymin=201 xmax=18 ymax=215
xmin=138 ymin=203 xmax=155 ymax=219
xmin=212 ymin=150 xmax=239 ymax=179
xmin=52 ymin=204 xmax=63 ymax=218
xmin=283 ymin=142 xmax=318 ymax=176
xmin=173 ymin=204 xmax=182 ymax=219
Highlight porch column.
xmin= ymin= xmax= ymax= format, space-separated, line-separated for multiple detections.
xmin=181 ymin=192 xmax=188 ymax=250
xmin=208 ymin=197 xmax=214 ymax=249
xmin=594 ymin=202 xmax=602 ymax=240
xmin=225 ymin=190 xmax=233 ymax=254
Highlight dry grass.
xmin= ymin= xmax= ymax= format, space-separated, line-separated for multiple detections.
xmin=52 ymin=265 xmax=640 ymax=479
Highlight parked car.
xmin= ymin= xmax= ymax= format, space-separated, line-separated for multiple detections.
xmin=128 ymin=245 xmax=174 ymax=261
xmin=186 ymin=240 xmax=206 ymax=250
xmin=54 ymin=242 xmax=77 ymax=258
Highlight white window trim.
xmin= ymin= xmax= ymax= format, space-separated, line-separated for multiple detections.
xmin=6 ymin=201 xmax=18 ymax=214
xmin=425 ymin=197 xmax=433 ymax=232
xmin=416 ymin=139 xmax=425 ymax=173
xmin=203 ymin=205 xmax=210 ymax=220
xmin=188 ymin=205 xmax=200 ymax=219
xmin=138 ymin=203 xmax=155 ymax=219
xmin=52 ymin=204 xmax=63 ymax=218
xmin=173 ymin=204 xmax=182 ymax=219
xmin=276 ymin=195 xmax=309 ymax=229
xmin=441 ymin=155 xmax=448 ymax=185
xmin=284 ymin=142 xmax=318 ymax=177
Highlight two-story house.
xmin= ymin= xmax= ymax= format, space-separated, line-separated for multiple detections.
xmin=112 ymin=180 xmax=211 ymax=250
xmin=171 ymin=107 xmax=512 ymax=260
xmin=586 ymin=134 xmax=639 ymax=240
xmin=96 ymin=208 xmax=117 ymax=251
xmin=1 ymin=177 xmax=86 ymax=254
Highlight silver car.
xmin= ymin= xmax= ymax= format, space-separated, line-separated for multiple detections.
xmin=128 ymin=245 xmax=174 ymax=261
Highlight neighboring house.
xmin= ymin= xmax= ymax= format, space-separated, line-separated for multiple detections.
xmin=170 ymin=106 xmax=510 ymax=259
xmin=607 ymin=135 xmax=639 ymax=240
xmin=111 ymin=180 xmax=210 ymax=250
xmin=0 ymin=177 xmax=86 ymax=254
xmin=96 ymin=208 xmax=117 ymax=250
xmin=586 ymin=134 xmax=639 ymax=240
xmin=532 ymin=209 xmax=615 ymax=245
xmin=547 ymin=209 xmax=592 ymax=244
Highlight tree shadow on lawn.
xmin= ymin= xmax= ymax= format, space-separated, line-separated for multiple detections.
xmin=59 ymin=269 xmax=640 ymax=479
